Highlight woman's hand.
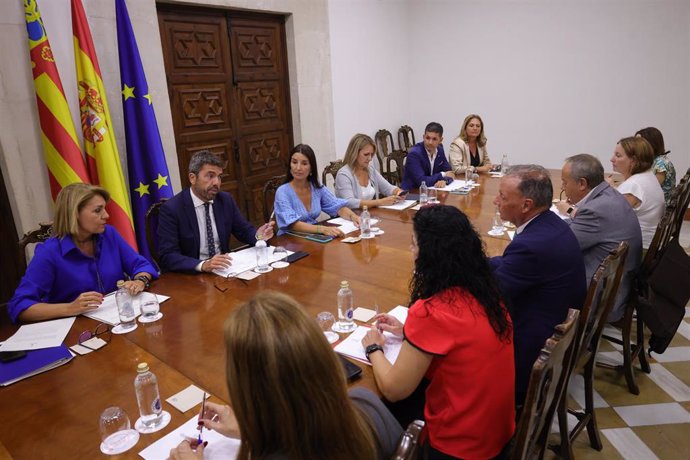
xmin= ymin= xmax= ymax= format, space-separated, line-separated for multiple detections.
xmin=169 ymin=439 xmax=206 ymax=459
xmin=320 ymin=225 xmax=344 ymax=237
xmin=68 ymin=291 xmax=104 ymax=314
xmin=372 ymin=313 xmax=404 ymax=336
xmin=362 ymin=328 xmax=386 ymax=348
xmin=122 ymin=280 xmax=145 ymax=296
xmin=198 ymin=401 xmax=240 ymax=439
xmin=554 ymin=200 xmax=571 ymax=215
xmin=350 ymin=214 xmax=361 ymax=227
xmin=476 ymin=164 xmax=493 ymax=173
xmin=377 ymin=195 xmax=400 ymax=207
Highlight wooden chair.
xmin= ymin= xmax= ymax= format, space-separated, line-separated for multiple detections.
xmin=145 ymin=198 xmax=169 ymax=270
xmin=262 ymin=174 xmax=286 ymax=222
xmin=398 ymin=125 xmax=415 ymax=151
xmin=555 ymin=242 xmax=629 ymax=459
xmin=18 ymin=222 xmax=53 ymax=268
xmin=387 ymin=149 xmax=407 ymax=186
xmin=374 ymin=129 xmax=399 ymax=185
xmin=391 ymin=419 xmax=425 ymax=460
xmin=321 ymin=160 xmax=345 ymax=191
xmin=511 ymin=309 xmax=580 ymax=460
xmin=600 ymin=171 xmax=689 ymax=394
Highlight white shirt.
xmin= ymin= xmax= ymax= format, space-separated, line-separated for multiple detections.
xmin=190 ymin=190 xmax=221 ymax=271
xmin=360 ymin=182 xmax=376 ymax=200
xmin=617 ymin=169 xmax=665 ymax=248
xmin=426 ymin=147 xmax=448 ymax=178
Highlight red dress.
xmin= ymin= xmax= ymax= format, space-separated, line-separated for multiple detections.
xmin=404 ymin=287 xmax=515 ymax=459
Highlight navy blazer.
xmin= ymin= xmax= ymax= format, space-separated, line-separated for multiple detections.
xmin=400 ymin=142 xmax=452 ymax=190
xmin=158 ymin=189 xmax=257 ymax=273
xmin=490 ymin=210 xmax=586 ymax=402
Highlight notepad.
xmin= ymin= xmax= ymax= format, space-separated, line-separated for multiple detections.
xmin=0 ymin=345 xmax=73 ymax=386
xmin=378 ymin=200 xmax=417 ymax=211
xmin=334 ymin=326 xmax=403 ymax=366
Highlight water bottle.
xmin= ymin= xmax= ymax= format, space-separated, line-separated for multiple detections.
xmin=254 ymin=239 xmax=270 ymax=273
xmin=491 ymin=208 xmax=505 ymax=235
xmin=134 ymin=362 xmax=163 ymax=428
xmin=115 ymin=280 xmax=137 ymax=332
xmin=419 ymin=181 xmax=428 ymax=205
xmin=333 ymin=281 xmax=356 ymax=333
xmin=501 ymin=154 xmax=509 ymax=173
xmin=465 ymin=166 xmax=474 ymax=186
xmin=360 ymin=206 xmax=373 ymax=239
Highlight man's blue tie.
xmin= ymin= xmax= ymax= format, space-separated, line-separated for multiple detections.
xmin=204 ymin=202 xmax=216 ymax=257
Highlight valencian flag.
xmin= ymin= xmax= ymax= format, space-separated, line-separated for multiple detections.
xmin=116 ymin=0 xmax=173 ymax=263
xmin=71 ymin=0 xmax=137 ymax=249
xmin=24 ymin=0 xmax=91 ymax=200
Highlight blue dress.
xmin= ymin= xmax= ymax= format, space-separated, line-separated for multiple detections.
xmin=274 ymin=183 xmax=347 ymax=235
xmin=9 ymin=225 xmax=157 ymax=322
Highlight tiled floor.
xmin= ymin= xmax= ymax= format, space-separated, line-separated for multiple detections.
xmin=545 ymin=220 xmax=690 ymax=460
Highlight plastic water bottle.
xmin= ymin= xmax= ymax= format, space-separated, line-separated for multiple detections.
xmin=501 ymin=154 xmax=509 ymax=173
xmin=419 ymin=181 xmax=428 ymax=205
xmin=134 ymin=362 xmax=163 ymax=428
xmin=360 ymin=206 xmax=373 ymax=239
xmin=333 ymin=281 xmax=356 ymax=333
xmin=254 ymin=239 xmax=270 ymax=273
xmin=115 ymin=281 xmax=137 ymax=332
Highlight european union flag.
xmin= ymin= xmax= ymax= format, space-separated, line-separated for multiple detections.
xmin=116 ymin=0 xmax=173 ymax=266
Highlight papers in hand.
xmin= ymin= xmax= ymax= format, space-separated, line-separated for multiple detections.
xmin=334 ymin=325 xmax=403 ymax=366
xmin=83 ymin=292 xmax=171 ymax=326
xmin=379 ymin=199 xmax=417 ymax=210
xmin=138 ymin=414 xmax=239 ymax=460
xmin=212 ymin=245 xmax=294 ymax=278
xmin=0 ymin=317 xmax=76 ymax=352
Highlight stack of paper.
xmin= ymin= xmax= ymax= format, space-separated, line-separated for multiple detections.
xmin=213 ymin=246 xmax=294 ymax=278
xmin=379 ymin=199 xmax=417 ymax=211
xmin=84 ymin=292 xmax=171 ymax=326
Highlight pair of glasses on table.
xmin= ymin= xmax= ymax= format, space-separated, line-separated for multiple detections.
xmin=76 ymin=323 xmax=112 ymax=352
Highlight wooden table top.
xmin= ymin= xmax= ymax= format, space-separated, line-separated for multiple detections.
xmin=0 ymin=171 xmax=542 ymax=459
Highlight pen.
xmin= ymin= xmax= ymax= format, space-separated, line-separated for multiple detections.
xmin=198 ymin=392 xmax=207 ymax=445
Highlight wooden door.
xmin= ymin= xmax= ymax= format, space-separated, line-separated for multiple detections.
xmin=157 ymin=6 xmax=292 ymax=225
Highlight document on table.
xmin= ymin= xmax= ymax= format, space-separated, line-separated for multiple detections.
xmin=430 ymin=180 xmax=478 ymax=191
xmin=379 ymin=199 xmax=417 ymax=211
xmin=387 ymin=305 xmax=409 ymax=324
xmin=327 ymin=217 xmax=378 ymax=235
xmin=83 ymin=292 xmax=171 ymax=326
xmin=138 ymin=414 xmax=239 ymax=460
xmin=213 ymin=245 xmax=294 ymax=278
xmin=0 ymin=317 xmax=75 ymax=351
xmin=334 ymin=325 xmax=403 ymax=366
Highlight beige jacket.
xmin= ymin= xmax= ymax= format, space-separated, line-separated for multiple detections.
xmin=448 ymin=136 xmax=491 ymax=174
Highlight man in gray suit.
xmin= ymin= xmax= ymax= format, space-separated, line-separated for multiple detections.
xmin=556 ymin=154 xmax=643 ymax=321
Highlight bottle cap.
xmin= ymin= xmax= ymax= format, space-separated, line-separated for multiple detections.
xmin=340 ymin=280 xmax=349 ymax=288
xmin=117 ymin=280 xmax=125 ymax=287
xmin=362 ymin=206 xmax=368 ymax=211
xmin=137 ymin=362 xmax=149 ymax=373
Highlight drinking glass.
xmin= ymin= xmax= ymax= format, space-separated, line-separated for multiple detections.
xmin=139 ymin=294 xmax=162 ymax=323
xmin=271 ymin=246 xmax=290 ymax=269
xmin=427 ymin=187 xmax=437 ymax=203
xmin=99 ymin=407 xmax=139 ymax=455
xmin=491 ymin=209 xmax=505 ymax=236
xmin=316 ymin=311 xmax=339 ymax=344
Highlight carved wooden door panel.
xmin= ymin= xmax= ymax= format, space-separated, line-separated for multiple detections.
xmin=157 ymin=7 xmax=292 ymax=224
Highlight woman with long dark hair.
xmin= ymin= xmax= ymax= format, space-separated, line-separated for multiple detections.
xmin=362 ymin=205 xmax=515 ymax=459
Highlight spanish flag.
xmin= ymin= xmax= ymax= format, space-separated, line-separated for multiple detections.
xmin=24 ymin=0 xmax=90 ymax=200
xmin=71 ymin=0 xmax=137 ymax=249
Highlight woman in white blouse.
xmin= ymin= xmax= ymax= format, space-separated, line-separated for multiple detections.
xmin=448 ymin=114 xmax=494 ymax=175
xmin=335 ymin=134 xmax=404 ymax=209
xmin=608 ymin=136 xmax=665 ymax=248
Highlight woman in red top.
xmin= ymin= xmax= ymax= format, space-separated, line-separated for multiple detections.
xmin=362 ymin=205 xmax=515 ymax=459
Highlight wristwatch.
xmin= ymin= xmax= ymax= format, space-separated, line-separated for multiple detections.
xmin=134 ymin=276 xmax=151 ymax=289
xmin=365 ymin=344 xmax=384 ymax=361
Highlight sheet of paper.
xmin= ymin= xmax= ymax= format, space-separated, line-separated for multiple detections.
xmin=352 ymin=307 xmax=376 ymax=322
xmin=83 ymin=292 xmax=171 ymax=326
xmin=334 ymin=325 xmax=403 ymax=366
xmin=387 ymin=305 xmax=409 ymax=324
xmin=0 ymin=317 xmax=76 ymax=352
xmin=327 ymin=217 xmax=378 ymax=235
xmin=69 ymin=337 xmax=108 ymax=356
xmin=213 ymin=246 xmax=293 ymax=278
xmin=430 ymin=180 xmax=478 ymax=191
xmin=138 ymin=414 xmax=239 ymax=460
xmin=236 ymin=270 xmax=260 ymax=281
xmin=378 ymin=199 xmax=417 ymax=211
xmin=166 ymin=385 xmax=208 ymax=413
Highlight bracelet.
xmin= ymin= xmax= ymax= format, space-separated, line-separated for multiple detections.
xmin=134 ymin=276 xmax=151 ymax=289
xmin=316 ymin=225 xmax=322 ymax=234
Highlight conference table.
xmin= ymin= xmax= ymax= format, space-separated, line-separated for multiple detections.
xmin=0 ymin=170 xmax=538 ymax=459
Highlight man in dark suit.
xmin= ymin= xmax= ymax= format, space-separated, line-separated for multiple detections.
xmin=400 ymin=122 xmax=455 ymax=190
xmin=158 ymin=150 xmax=273 ymax=273
xmin=490 ymin=165 xmax=586 ymax=405
xmin=555 ymin=154 xmax=642 ymax=322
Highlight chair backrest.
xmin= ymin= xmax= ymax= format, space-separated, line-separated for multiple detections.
xmin=398 ymin=125 xmax=415 ymax=151
xmin=387 ymin=149 xmax=408 ymax=187
xmin=262 ymin=174 xmax=286 ymax=222
xmin=18 ymin=222 xmax=53 ymax=272
xmin=391 ymin=419 xmax=425 ymax=460
xmin=671 ymin=167 xmax=690 ymax=236
xmin=321 ymin=160 xmax=345 ymax=191
xmin=511 ymin=308 xmax=580 ymax=460
xmin=574 ymin=242 xmax=629 ymax=369
xmin=374 ymin=129 xmax=395 ymax=172
xmin=145 ymin=198 xmax=169 ymax=268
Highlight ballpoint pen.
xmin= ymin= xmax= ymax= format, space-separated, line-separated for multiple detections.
xmin=197 ymin=392 xmax=207 ymax=445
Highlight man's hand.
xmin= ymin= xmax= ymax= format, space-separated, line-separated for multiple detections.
xmin=201 ymin=254 xmax=233 ymax=272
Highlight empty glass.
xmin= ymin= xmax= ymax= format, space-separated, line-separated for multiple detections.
xmin=490 ymin=208 xmax=505 ymax=236
xmin=317 ymin=311 xmax=339 ymax=344
xmin=427 ymin=187 xmax=438 ymax=203
xmin=138 ymin=294 xmax=162 ymax=323
xmin=99 ymin=407 xmax=139 ymax=455
xmin=271 ymin=246 xmax=289 ymax=269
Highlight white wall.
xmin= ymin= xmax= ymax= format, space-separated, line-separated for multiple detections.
xmin=329 ymin=0 xmax=689 ymax=179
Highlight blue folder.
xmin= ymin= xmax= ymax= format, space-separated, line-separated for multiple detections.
xmin=0 ymin=345 xmax=73 ymax=386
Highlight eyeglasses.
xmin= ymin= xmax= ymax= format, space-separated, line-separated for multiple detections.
xmin=78 ymin=323 xmax=112 ymax=351
xmin=213 ymin=275 xmax=248 ymax=293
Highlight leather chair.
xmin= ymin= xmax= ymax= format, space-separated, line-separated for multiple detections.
xmin=600 ymin=170 xmax=690 ymax=394
xmin=321 ymin=160 xmax=345 ymax=191
xmin=398 ymin=125 xmax=415 ymax=151
xmin=145 ymin=198 xmax=169 ymax=271
xmin=555 ymin=242 xmax=629 ymax=459
xmin=511 ymin=309 xmax=580 ymax=460
xmin=391 ymin=419 xmax=425 ymax=460
xmin=262 ymin=174 xmax=286 ymax=222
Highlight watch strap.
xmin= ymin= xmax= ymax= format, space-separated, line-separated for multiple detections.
xmin=365 ymin=344 xmax=384 ymax=361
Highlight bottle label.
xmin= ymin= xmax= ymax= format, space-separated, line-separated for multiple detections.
xmin=346 ymin=309 xmax=353 ymax=319
xmin=152 ymin=397 xmax=161 ymax=413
